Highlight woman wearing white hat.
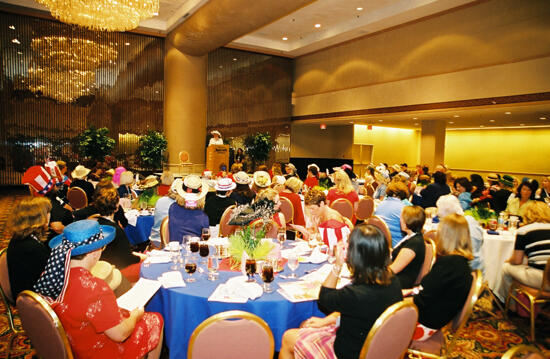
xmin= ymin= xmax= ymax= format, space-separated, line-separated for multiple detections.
xmin=69 ymin=165 xmax=94 ymax=203
xmin=205 ymin=177 xmax=237 ymax=226
xmin=168 ymin=175 xmax=209 ymax=242
xmin=208 ymin=130 xmax=224 ymax=146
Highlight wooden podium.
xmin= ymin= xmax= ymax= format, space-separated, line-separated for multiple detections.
xmin=206 ymin=145 xmax=229 ymax=172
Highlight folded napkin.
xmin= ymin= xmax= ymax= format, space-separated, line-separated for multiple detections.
xmin=143 ymin=249 xmax=172 ymax=264
xmin=208 ymin=276 xmax=263 ymax=303
xmin=303 ymin=246 xmax=328 ymax=264
xmin=158 ymin=271 xmax=186 ymax=288
xmin=125 ymin=209 xmax=140 ymax=227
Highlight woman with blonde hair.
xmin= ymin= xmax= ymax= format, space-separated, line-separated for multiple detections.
xmin=404 ymin=213 xmax=473 ymax=341
xmin=327 ymin=170 xmax=359 ymax=223
xmin=7 ymin=196 xmax=52 ymax=298
xmin=279 ymin=177 xmax=306 ymax=226
xmin=254 ymin=188 xmax=286 ymax=231
xmin=496 ymin=201 xmax=550 ymax=300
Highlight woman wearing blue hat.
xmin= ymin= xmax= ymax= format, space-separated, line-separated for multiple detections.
xmin=34 ymin=220 xmax=164 ymax=359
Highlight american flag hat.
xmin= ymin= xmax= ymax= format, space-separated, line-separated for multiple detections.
xmin=22 ymin=166 xmax=56 ymax=195
xmin=318 ymin=219 xmax=351 ymax=249
xmin=44 ymin=161 xmax=63 ymax=181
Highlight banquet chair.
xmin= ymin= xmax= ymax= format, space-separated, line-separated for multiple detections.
xmin=372 ymin=182 xmax=379 ymax=190
xmin=67 ymin=187 xmax=88 ymax=210
xmin=219 ymin=205 xmax=239 ymax=237
xmin=17 ymin=290 xmax=74 ymax=359
xmin=188 ymin=310 xmax=274 ymax=359
xmin=279 ymin=196 xmax=294 ymax=224
xmin=408 ymin=270 xmax=484 ymax=359
xmin=358 ymin=300 xmax=418 ymax=359
xmin=504 ymin=258 xmax=550 ymax=341
xmin=0 ymin=248 xmax=25 ymax=355
xmin=501 ymin=344 xmax=546 ymax=359
xmin=330 ymin=198 xmax=354 ymax=221
xmin=366 ymin=216 xmax=392 ymax=249
xmin=414 ymin=237 xmax=436 ymax=286
xmin=365 ymin=184 xmax=375 ymax=197
xmin=159 ymin=217 xmax=169 ymax=249
xmin=355 ymin=196 xmax=375 ymax=221
xmin=251 ymin=218 xmax=279 ymax=239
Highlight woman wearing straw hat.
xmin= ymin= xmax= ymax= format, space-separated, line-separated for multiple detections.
xmin=231 ymin=171 xmax=255 ymax=205
xmin=168 ymin=175 xmax=210 ymax=242
xmin=69 ymin=164 xmax=95 ymax=203
xmin=205 ymin=177 xmax=237 ymax=226
xmin=34 ymin=220 xmax=164 ymax=359
xmin=209 ymin=130 xmax=224 ymax=146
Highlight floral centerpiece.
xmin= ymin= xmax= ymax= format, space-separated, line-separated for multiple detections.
xmin=465 ymin=205 xmax=496 ymax=228
xmin=227 ymin=198 xmax=276 ymax=265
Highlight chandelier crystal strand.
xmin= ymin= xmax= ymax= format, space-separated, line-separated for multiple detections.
xmin=35 ymin=0 xmax=159 ymax=31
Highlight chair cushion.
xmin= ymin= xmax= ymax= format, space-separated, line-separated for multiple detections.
xmin=409 ymin=330 xmax=444 ymax=355
xmin=514 ymin=281 xmax=550 ymax=299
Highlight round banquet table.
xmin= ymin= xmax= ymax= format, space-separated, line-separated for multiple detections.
xmin=482 ymin=229 xmax=516 ymax=301
xmin=141 ymin=258 xmax=325 ymax=359
xmin=124 ymin=215 xmax=154 ymax=245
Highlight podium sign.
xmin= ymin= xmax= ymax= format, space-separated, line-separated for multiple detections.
xmin=206 ymin=145 xmax=229 ymax=172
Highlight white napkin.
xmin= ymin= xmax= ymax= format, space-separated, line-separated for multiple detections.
xmin=158 ymin=271 xmax=186 ymax=288
xmin=143 ymin=249 xmax=171 ymax=264
xmin=208 ymin=276 xmax=263 ymax=303
xmin=125 ymin=209 xmax=140 ymax=226
xmin=304 ymin=246 xmax=328 ymax=264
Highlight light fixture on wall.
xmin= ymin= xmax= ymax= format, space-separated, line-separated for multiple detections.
xmin=35 ymin=0 xmax=159 ymax=31
xmin=320 ymin=123 xmax=327 ymax=130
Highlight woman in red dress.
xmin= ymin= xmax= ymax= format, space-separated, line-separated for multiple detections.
xmin=34 ymin=220 xmax=164 ymax=359
xmin=279 ymin=177 xmax=306 ymax=226
xmin=303 ymin=164 xmax=319 ymax=189
xmin=326 ymin=170 xmax=359 ymax=223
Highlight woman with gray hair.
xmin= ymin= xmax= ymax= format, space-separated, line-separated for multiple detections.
xmin=436 ymin=194 xmax=484 ymax=271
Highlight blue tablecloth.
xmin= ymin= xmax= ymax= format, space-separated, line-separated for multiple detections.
xmin=124 ymin=215 xmax=154 ymax=245
xmin=142 ymin=259 xmax=325 ymax=359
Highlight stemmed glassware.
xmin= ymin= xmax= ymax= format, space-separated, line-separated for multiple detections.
xmin=169 ymin=241 xmax=181 ymax=270
xmin=207 ymin=248 xmax=219 ymax=281
xmin=185 ymin=259 xmax=197 ymax=282
xmin=189 ymin=237 xmax=199 ymax=259
xmin=245 ymin=258 xmax=257 ymax=282
xmin=201 ymin=228 xmax=211 ymax=241
xmin=199 ymin=243 xmax=210 ymax=266
xmin=260 ymin=260 xmax=275 ymax=293
xmin=287 ymin=252 xmax=299 ymax=279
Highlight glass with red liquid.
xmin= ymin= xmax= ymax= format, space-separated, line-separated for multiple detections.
xmin=245 ymin=259 xmax=257 ymax=282
xmin=185 ymin=261 xmax=197 ymax=282
xmin=201 ymin=228 xmax=211 ymax=241
xmin=260 ymin=262 xmax=275 ymax=293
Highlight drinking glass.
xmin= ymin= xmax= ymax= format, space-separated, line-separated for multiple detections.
xmin=199 ymin=243 xmax=210 ymax=265
xmin=201 ymin=228 xmax=211 ymax=241
xmin=185 ymin=260 xmax=197 ymax=282
xmin=182 ymin=235 xmax=191 ymax=258
xmin=169 ymin=241 xmax=180 ymax=270
xmin=207 ymin=252 xmax=219 ymax=281
xmin=287 ymin=252 xmax=299 ymax=279
xmin=245 ymin=259 xmax=257 ymax=282
xmin=189 ymin=237 xmax=199 ymax=258
xmin=277 ymin=229 xmax=286 ymax=248
xmin=139 ymin=200 xmax=148 ymax=211
xmin=260 ymin=261 xmax=275 ymax=293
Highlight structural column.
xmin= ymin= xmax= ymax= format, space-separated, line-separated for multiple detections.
xmin=164 ymin=41 xmax=207 ymax=168
xmin=420 ymin=120 xmax=446 ymax=170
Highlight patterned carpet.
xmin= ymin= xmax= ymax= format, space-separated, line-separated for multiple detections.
xmin=0 ymin=192 xmax=548 ymax=358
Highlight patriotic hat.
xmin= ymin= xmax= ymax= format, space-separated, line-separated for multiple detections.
xmin=44 ymin=161 xmax=63 ymax=180
xmin=22 ymin=166 xmax=56 ymax=195
xmin=215 ymin=177 xmax=236 ymax=191
xmin=318 ymin=219 xmax=351 ymax=249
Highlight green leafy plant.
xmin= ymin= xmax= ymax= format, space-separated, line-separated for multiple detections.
xmin=228 ymin=226 xmax=274 ymax=264
xmin=138 ymin=131 xmax=168 ymax=169
xmin=76 ymin=127 xmax=115 ymax=162
xmin=465 ymin=205 xmax=496 ymax=227
xmin=244 ymin=132 xmax=272 ymax=168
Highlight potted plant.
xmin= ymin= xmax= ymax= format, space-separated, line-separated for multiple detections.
xmin=76 ymin=127 xmax=115 ymax=163
xmin=138 ymin=131 xmax=168 ymax=170
xmin=244 ymin=132 xmax=272 ymax=170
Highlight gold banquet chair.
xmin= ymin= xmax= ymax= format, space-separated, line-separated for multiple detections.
xmin=414 ymin=236 xmax=437 ymax=286
xmin=17 ymin=290 xmax=74 ymax=359
xmin=188 ymin=310 xmax=274 ymax=359
xmin=366 ymin=215 xmax=392 ymax=250
xmin=501 ymin=344 xmax=546 ymax=359
xmin=359 ymin=301 xmax=418 ymax=359
xmin=355 ymin=196 xmax=375 ymax=221
xmin=329 ymin=198 xmax=354 ymax=222
xmin=408 ymin=270 xmax=484 ymax=359
xmin=279 ymin=196 xmax=294 ymax=224
xmin=0 ymin=248 xmax=25 ymax=355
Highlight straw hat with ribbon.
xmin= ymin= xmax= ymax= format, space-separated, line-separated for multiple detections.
xmin=177 ymin=175 xmax=208 ymax=208
xmin=71 ymin=165 xmax=91 ymax=180
xmin=234 ymin=171 xmax=251 ymax=185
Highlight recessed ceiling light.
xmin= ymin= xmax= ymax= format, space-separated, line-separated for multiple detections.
xmin=453 ymin=115 xmax=460 ymax=118
xmin=11 ymin=38 xmax=20 ymax=44
xmin=448 ymin=121 xmax=454 ymax=124
xmin=314 ymin=24 xmax=321 ymax=28
xmin=414 ymin=123 xmax=419 ymax=126
xmin=282 ymin=37 xmax=288 ymax=41
xmin=412 ymin=117 xmax=418 ymax=120
xmin=125 ymin=42 xmax=130 ymax=46
xmin=539 ymin=117 xmax=546 ymax=120
xmin=378 ymin=119 xmax=383 ymax=122
xmin=356 ymin=7 xmax=363 ymax=11
xmin=505 ymin=111 xmax=511 ymax=115
xmin=520 ymin=123 xmax=525 ymax=126
xmin=489 ymin=119 xmax=495 ymax=122
xmin=232 ymin=58 xmax=237 ymax=61
xmin=9 ymin=25 xmax=15 ymax=30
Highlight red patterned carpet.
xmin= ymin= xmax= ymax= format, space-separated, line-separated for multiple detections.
xmin=0 ymin=192 xmax=548 ymax=358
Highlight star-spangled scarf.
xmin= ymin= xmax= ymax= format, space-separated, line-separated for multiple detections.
xmin=33 ymin=231 xmax=103 ymax=303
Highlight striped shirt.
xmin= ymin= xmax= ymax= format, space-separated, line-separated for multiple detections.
xmin=514 ymin=222 xmax=550 ymax=270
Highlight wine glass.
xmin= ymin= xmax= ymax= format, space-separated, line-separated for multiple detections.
xmin=139 ymin=200 xmax=148 ymax=212
xmin=189 ymin=237 xmax=199 ymax=258
xmin=185 ymin=260 xmax=197 ymax=282
xmin=207 ymin=251 xmax=219 ymax=281
xmin=287 ymin=252 xmax=299 ymax=279
xmin=245 ymin=259 xmax=257 ymax=282
xmin=168 ymin=241 xmax=180 ymax=270
xmin=260 ymin=261 xmax=275 ymax=293
xmin=201 ymin=227 xmax=211 ymax=241
xmin=199 ymin=243 xmax=210 ymax=266
xmin=182 ymin=235 xmax=191 ymax=258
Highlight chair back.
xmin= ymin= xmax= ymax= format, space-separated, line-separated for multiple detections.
xmin=356 ymin=196 xmax=375 ymax=220
xmin=502 ymin=345 xmax=546 ymax=359
xmin=188 ymin=310 xmax=274 ymax=359
xmin=372 ymin=182 xmax=379 ymax=190
xmin=279 ymin=196 xmax=294 ymax=224
xmin=414 ymin=236 xmax=436 ymax=285
xmin=251 ymin=219 xmax=279 ymax=239
xmin=366 ymin=216 xmax=392 ymax=249
xmin=365 ymin=184 xmax=375 ymax=197
xmin=330 ymin=198 xmax=354 ymax=221
xmin=541 ymin=257 xmax=550 ymax=293
xmin=359 ymin=301 xmax=418 ymax=359
xmin=0 ymin=248 xmax=14 ymax=305
xmin=219 ymin=205 xmax=239 ymax=237
xmin=160 ymin=217 xmax=169 ymax=249
xmin=66 ymin=187 xmax=88 ymax=210
xmin=17 ymin=290 xmax=73 ymax=359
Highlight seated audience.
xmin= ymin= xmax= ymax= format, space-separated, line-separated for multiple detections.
xmin=536 ymin=175 xmax=550 ymax=203
xmin=374 ymin=181 xmax=409 ymax=247
xmin=279 ymin=177 xmax=306 ymax=226
xmin=303 ymin=164 xmax=319 ymax=189
xmin=158 ymin=172 xmax=174 ymax=196
xmin=419 ymin=171 xmax=450 ymax=208
xmin=270 ymin=162 xmax=283 ymax=178
xmin=271 ymin=175 xmax=286 ymax=192
xmin=469 ymin=174 xmax=486 ymax=200
xmin=70 ymin=165 xmax=95 ymax=202
xmin=149 ymin=179 xmax=181 ymax=247
xmin=168 ymin=175 xmax=209 ymax=241
xmin=496 ymin=201 xmax=550 ymax=300
xmin=205 ymin=178 xmax=237 ymax=226
xmin=231 ymin=171 xmax=255 ymax=205
xmin=454 ymin=177 xmax=473 ymax=210
xmin=327 ymin=170 xmax=359 ymax=223
xmin=252 ymin=170 xmax=272 ymax=193
xmin=73 ymin=178 xmax=128 ymax=228
xmin=372 ymin=169 xmax=389 ymax=200
xmin=506 ymin=179 xmax=538 ymax=217
xmin=254 ymin=188 xmax=286 ymax=231
xmin=117 ymin=170 xmax=135 ymax=199
xmin=7 ymin=197 xmax=52 ymax=298
xmin=389 ymin=206 xmax=426 ymax=289
xmin=436 ymin=195 xmax=484 ymax=272
xmin=34 ymin=220 xmax=164 ymax=359
xmin=111 ymin=166 xmax=126 ymax=187
xmin=404 ymin=214 xmax=473 ymax=341
xmin=284 ymin=163 xmax=299 ymax=179
xmin=279 ymin=224 xmax=402 ymax=359
xmin=136 ymin=175 xmax=161 ymax=208
xmin=491 ymin=175 xmax=514 ymax=213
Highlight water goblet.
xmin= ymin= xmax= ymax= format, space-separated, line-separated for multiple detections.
xmin=199 ymin=243 xmax=210 ymax=266
xmin=189 ymin=237 xmax=199 ymax=259
xmin=287 ymin=252 xmax=299 ymax=279
xmin=182 ymin=235 xmax=191 ymax=258
xmin=201 ymin=227 xmax=211 ymax=241
xmin=185 ymin=260 xmax=197 ymax=282
xmin=168 ymin=241 xmax=180 ymax=270
xmin=207 ymin=252 xmax=219 ymax=281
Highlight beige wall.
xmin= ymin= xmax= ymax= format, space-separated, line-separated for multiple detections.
xmin=293 ymin=0 xmax=550 ymax=115
xmin=291 ymin=124 xmax=353 ymax=159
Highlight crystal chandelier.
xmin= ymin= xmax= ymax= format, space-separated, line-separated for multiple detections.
xmin=36 ymin=0 xmax=160 ymax=32
xmin=25 ymin=67 xmax=96 ymax=103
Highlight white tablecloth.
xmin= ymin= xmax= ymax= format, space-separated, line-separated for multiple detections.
xmin=482 ymin=230 xmax=516 ymax=301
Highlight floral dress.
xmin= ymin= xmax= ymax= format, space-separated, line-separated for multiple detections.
xmin=53 ymin=267 xmax=163 ymax=359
